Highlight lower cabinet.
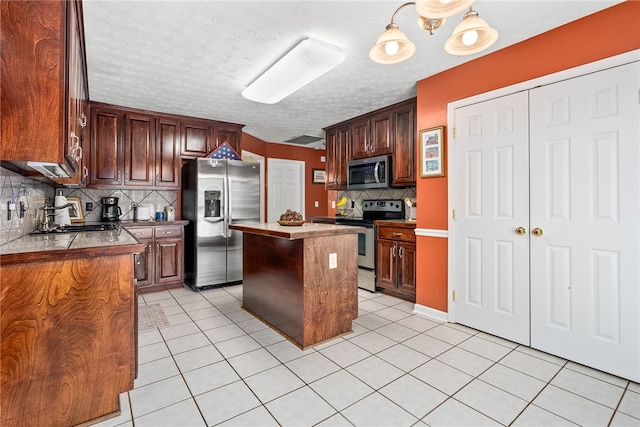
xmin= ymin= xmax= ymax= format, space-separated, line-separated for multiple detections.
xmin=375 ymin=222 xmax=416 ymax=302
xmin=125 ymin=223 xmax=185 ymax=293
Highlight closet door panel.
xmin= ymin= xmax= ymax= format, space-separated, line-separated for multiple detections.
xmin=530 ymin=62 xmax=639 ymax=382
xmin=452 ymin=91 xmax=530 ymax=345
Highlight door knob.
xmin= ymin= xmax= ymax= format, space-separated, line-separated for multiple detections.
xmin=531 ymin=228 xmax=543 ymax=237
xmin=515 ymin=227 xmax=526 ymax=235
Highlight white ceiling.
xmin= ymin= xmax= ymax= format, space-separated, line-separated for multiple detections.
xmin=82 ymin=0 xmax=622 ymax=148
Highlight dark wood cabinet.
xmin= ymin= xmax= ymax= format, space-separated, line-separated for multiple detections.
xmin=375 ymin=222 xmax=416 ymax=302
xmin=90 ymin=106 xmax=123 ymax=186
xmin=1 ymin=0 xmax=89 ymax=182
xmin=391 ymin=103 xmax=416 ymax=187
xmin=350 ymin=112 xmax=393 ymax=160
xmin=126 ymin=223 xmax=185 ymax=293
xmin=124 ymin=113 xmax=155 ymax=187
xmin=350 ymin=119 xmax=370 ymax=159
xmin=215 ymin=126 xmax=243 ymax=154
xmin=90 ymin=103 xmax=217 ymax=189
xmin=181 ymin=120 xmax=213 ymax=158
xmin=180 ymin=120 xmax=243 ymax=159
xmin=156 ymin=118 xmax=181 ymax=188
xmin=324 ymin=98 xmax=416 ymax=188
xmin=325 ymin=125 xmax=350 ymax=190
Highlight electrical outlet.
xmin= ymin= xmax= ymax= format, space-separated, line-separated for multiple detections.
xmin=332 ymin=201 xmax=336 ymax=209
xmin=329 ymin=253 xmax=337 ymax=269
xmin=19 ymin=201 xmax=25 ymax=218
xmin=7 ymin=201 xmax=15 ymax=220
xmin=86 ymin=202 xmax=93 ymax=212
xmin=314 ymin=201 xmax=319 ymax=208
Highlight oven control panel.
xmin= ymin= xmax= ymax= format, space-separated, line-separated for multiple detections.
xmin=362 ymin=199 xmax=404 ymax=213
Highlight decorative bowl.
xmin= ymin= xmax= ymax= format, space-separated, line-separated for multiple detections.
xmin=277 ymin=220 xmax=305 ymax=226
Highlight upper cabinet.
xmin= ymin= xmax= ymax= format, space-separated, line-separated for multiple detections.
xmin=180 ymin=120 xmax=243 ymax=159
xmin=89 ymin=102 xmax=243 ymax=189
xmin=324 ymin=98 xmax=416 ymax=189
xmin=89 ymin=104 xmax=181 ymax=189
xmin=325 ymin=125 xmax=350 ymax=190
xmin=391 ymin=103 xmax=416 ymax=187
xmin=350 ymin=112 xmax=393 ymax=160
xmin=1 ymin=0 xmax=89 ymax=182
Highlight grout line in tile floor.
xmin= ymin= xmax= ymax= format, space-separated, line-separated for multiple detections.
xmin=91 ymin=278 xmax=640 ymax=427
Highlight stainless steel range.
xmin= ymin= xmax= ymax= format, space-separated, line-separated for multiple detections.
xmin=335 ymin=199 xmax=405 ymax=291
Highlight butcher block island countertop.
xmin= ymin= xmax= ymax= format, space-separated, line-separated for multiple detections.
xmin=229 ymin=222 xmax=365 ymax=349
xmin=0 ymin=227 xmax=144 ymax=426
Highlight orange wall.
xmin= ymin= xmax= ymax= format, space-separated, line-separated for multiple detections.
xmin=241 ymin=132 xmax=330 ymax=219
xmin=415 ymin=1 xmax=640 ymax=312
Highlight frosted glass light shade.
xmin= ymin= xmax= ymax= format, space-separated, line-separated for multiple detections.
xmin=444 ymin=11 xmax=498 ymax=55
xmin=415 ymin=0 xmax=475 ymax=18
xmin=242 ymin=37 xmax=345 ymax=104
xmin=369 ymin=24 xmax=416 ymax=64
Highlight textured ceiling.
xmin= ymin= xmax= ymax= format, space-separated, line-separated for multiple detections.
xmin=82 ymin=0 xmax=622 ymax=147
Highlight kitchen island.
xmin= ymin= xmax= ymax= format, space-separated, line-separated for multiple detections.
xmin=0 ymin=227 xmax=144 ymax=426
xmin=229 ymin=222 xmax=365 ymax=349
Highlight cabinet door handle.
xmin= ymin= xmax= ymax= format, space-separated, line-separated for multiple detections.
xmin=399 ymin=247 xmax=404 ymax=258
xmin=117 ymin=170 xmax=121 ymax=181
xmin=73 ymin=145 xmax=82 ymax=162
xmin=392 ymin=246 xmax=396 ymax=257
xmin=83 ymin=166 xmax=88 ymax=178
xmin=156 ymin=174 xmax=159 ymax=183
xmin=79 ymin=113 xmax=87 ymax=128
xmin=392 ymin=232 xmax=403 ymax=237
xmin=162 ymin=231 xmax=173 ymax=234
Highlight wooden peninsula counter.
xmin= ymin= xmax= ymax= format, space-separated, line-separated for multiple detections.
xmin=229 ymin=222 xmax=365 ymax=348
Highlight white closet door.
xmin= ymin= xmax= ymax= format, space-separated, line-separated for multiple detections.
xmin=529 ymin=62 xmax=639 ymax=381
xmin=453 ymin=91 xmax=531 ymax=345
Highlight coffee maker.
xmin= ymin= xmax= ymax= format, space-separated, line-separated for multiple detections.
xmin=101 ymin=197 xmax=122 ymax=221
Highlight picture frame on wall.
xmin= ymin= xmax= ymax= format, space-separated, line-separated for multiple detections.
xmin=419 ymin=126 xmax=445 ymax=178
xmin=312 ymin=168 xmax=326 ymax=184
xmin=67 ymin=197 xmax=85 ymax=223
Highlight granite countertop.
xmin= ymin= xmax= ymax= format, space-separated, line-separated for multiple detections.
xmin=229 ymin=222 xmax=366 ymax=240
xmin=0 ymin=224 xmax=144 ymax=265
xmin=120 ymin=220 xmax=188 ymax=227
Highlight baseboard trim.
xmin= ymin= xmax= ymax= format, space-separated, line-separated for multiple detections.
xmin=413 ymin=303 xmax=448 ymax=323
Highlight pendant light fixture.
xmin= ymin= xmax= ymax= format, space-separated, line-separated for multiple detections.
xmin=369 ymin=2 xmax=418 ymax=64
xmin=415 ymin=0 xmax=475 ymax=20
xmin=444 ymin=8 xmax=498 ymax=55
xmin=369 ymin=0 xmax=498 ymax=64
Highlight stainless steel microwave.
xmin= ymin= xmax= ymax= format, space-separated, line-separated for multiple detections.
xmin=347 ymin=155 xmax=390 ymax=190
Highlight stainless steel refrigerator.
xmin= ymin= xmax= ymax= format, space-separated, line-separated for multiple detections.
xmin=182 ymin=158 xmax=260 ymax=289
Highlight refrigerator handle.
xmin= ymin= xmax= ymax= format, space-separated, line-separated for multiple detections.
xmin=224 ymin=175 xmax=231 ymax=238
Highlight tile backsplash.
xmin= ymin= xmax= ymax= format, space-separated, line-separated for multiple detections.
xmin=57 ymin=188 xmax=178 ymax=223
xmin=0 ymin=167 xmax=54 ymax=243
xmin=0 ymin=166 xmax=177 ymax=244
xmin=337 ymin=187 xmax=417 ymax=219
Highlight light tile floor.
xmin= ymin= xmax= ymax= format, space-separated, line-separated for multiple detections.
xmin=93 ymin=271 xmax=640 ymax=427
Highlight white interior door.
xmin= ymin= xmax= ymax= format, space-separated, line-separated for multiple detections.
xmin=529 ymin=62 xmax=640 ymax=381
xmin=452 ymin=91 xmax=531 ymax=345
xmin=267 ymin=159 xmax=305 ymax=223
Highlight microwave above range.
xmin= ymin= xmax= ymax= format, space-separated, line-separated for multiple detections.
xmin=347 ymin=155 xmax=390 ymax=190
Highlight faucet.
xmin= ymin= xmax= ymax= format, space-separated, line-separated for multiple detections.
xmin=39 ymin=202 xmax=75 ymax=232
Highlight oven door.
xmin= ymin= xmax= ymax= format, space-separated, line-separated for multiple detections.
xmin=336 ymin=219 xmax=376 ymax=272
xmin=357 ymin=226 xmax=375 ymax=271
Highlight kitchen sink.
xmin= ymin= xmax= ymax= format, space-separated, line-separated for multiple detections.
xmin=31 ymin=223 xmax=119 ymax=234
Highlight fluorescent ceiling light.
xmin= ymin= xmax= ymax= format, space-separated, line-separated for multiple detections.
xmin=242 ymin=37 xmax=345 ymax=104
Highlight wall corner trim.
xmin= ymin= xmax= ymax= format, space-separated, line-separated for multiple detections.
xmin=413 ymin=303 xmax=448 ymax=322
xmin=415 ymin=228 xmax=448 ymax=238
